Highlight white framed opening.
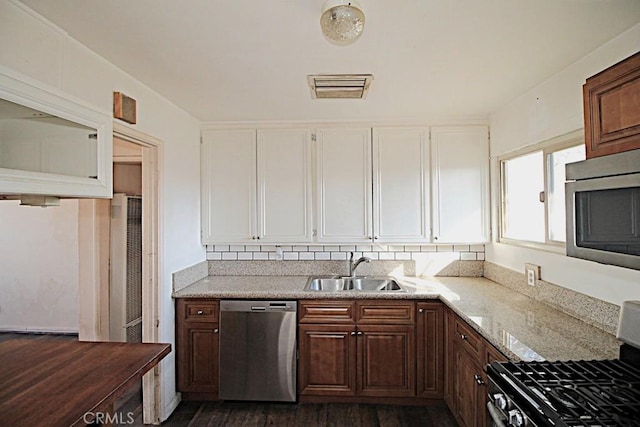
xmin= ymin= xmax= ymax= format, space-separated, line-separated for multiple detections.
xmin=78 ymin=121 xmax=163 ymax=424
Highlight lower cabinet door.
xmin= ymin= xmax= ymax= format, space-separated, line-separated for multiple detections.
xmin=298 ymin=324 xmax=357 ymax=396
xmin=177 ymin=323 xmax=219 ymax=394
xmin=455 ymin=345 xmax=483 ymax=427
xmin=357 ymin=324 xmax=416 ymax=397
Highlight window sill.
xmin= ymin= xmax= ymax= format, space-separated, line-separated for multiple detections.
xmin=496 ymin=237 xmax=566 ymax=255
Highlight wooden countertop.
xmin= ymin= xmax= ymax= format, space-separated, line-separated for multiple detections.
xmin=0 ymin=339 xmax=171 ymax=427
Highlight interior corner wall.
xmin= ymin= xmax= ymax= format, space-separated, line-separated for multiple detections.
xmin=487 ymin=23 xmax=640 ymax=307
xmin=0 ymin=0 xmax=205 ymax=419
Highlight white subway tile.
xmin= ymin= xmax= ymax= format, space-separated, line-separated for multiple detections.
xmin=372 ymin=245 xmax=388 ymax=252
xmin=299 ymin=252 xmax=315 ymax=260
xmin=293 ymin=246 xmax=309 ymax=252
xmin=331 ymin=252 xmax=348 ymax=260
xmin=324 ymin=245 xmax=340 ymax=252
xmin=340 ymin=245 xmax=356 ymax=252
xmin=308 ymin=246 xmax=324 ymax=252
xmin=315 ymin=252 xmax=331 ymax=260
xmin=283 ymin=252 xmax=299 ymax=260
xmin=405 ymin=245 xmax=421 ymax=252
xmin=214 ymin=245 xmax=230 ymax=252
xmin=253 ymin=252 xmax=269 ymax=260
xmin=260 ymin=245 xmax=277 ymax=252
xmin=247 ymin=245 xmax=262 ymax=252
xmin=356 ymin=245 xmax=372 ymax=252
xmin=222 ymin=252 xmax=238 ymax=260
xmin=206 ymin=252 xmax=222 ymax=260
xmin=436 ymin=245 xmax=454 ymax=252
xmin=460 ymin=252 xmax=477 ymax=261
xmin=395 ymin=252 xmax=411 ymax=260
xmin=229 ymin=245 xmax=245 ymax=252
xmin=362 ymin=252 xmax=379 ymax=260
xmin=268 ymin=252 xmax=278 ymax=260
xmin=470 ymin=244 xmax=485 ymax=252
xmin=387 ymin=245 xmax=405 ymax=252
xmin=237 ymin=252 xmax=254 ymax=260
xmin=280 ymin=245 xmax=293 ymax=251
xmin=454 ymin=244 xmax=470 ymax=252
xmin=477 ymin=253 xmax=486 ymax=261
xmin=378 ymin=252 xmax=395 ymax=260
xmin=420 ymin=245 xmax=437 ymax=252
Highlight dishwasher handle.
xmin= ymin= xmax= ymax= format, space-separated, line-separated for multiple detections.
xmin=220 ymin=300 xmax=297 ymax=313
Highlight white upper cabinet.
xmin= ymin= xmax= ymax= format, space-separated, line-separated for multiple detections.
xmin=201 ymin=128 xmax=312 ymax=244
xmin=316 ymin=127 xmax=429 ymax=243
xmin=257 ymin=128 xmax=313 ymax=242
xmin=316 ymin=127 xmax=372 ymax=242
xmin=431 ymin=125 xmax=490 ymax=243
xmin=201 ymin=129 xmax=256 ymax=243
xmin=0 ymin=66 xmax=112 ymax=198
xmin=373 ymin=127 xmax=430 ymax=242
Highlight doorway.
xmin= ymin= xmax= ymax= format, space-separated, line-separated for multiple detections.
xmin=78 ymin=122 xmax=162 ymax=423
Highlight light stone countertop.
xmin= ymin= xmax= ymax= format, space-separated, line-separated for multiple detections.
xmin=172 ymin=275 xmax=621 ymax=363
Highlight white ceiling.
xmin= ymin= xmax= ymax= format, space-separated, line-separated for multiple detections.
xmin=19 ymin=0 xmax=640 ymax=123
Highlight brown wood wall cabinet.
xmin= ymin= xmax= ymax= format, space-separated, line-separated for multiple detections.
xmin=444 ymin=308 xmax=507 ymax=427
xmin=583 ymin=51 xmax=640 ymax=159
xmin=175 ymin=298 xmax=220 ymax=400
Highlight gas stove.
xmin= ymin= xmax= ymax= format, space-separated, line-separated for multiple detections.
xmin=487 ymin=301 xmax=640 ymax=427
xmin=487 ymin=358 xmax=640 ymax=426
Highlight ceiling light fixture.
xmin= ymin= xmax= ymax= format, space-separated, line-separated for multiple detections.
xmin=320 ymin=1 xmax=365 ymax=45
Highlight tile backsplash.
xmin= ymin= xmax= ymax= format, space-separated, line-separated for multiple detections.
xmin=205 ymin=244 xmax=485 ymax=277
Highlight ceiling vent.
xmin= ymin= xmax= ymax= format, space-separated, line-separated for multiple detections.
xmin=308 ymin=74 xmax=373 ymax=99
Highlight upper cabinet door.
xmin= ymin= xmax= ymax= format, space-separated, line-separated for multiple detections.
xmin=373 ymin=127 xmax=430 ymax=243
xmin=431 ymin=126 xmax=489 ymax=243
xmin=201 ymin=129 xmax=257 ymax=244
xmin=316 ymin=127 xmax=373 ymax=243
xmin=257 ymin=129 xmax=313 ymax=242
xmin=0 ymin=66 xmax=112 ymax=198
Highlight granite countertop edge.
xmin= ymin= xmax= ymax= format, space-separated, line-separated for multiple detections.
xmin=172 ymin=275 xmax=620 ymax=363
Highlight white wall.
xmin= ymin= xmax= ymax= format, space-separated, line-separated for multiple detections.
xmin=0 ymin=199 xmax=79 ymax=332
xmin=0 ymin=0 xmax=204 ymax=419
xmin=487 ymin=23 xmax=640 ymax=306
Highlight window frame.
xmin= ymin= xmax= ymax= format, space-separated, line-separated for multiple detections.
xmin=498 ymin=130 xmax=585 ymax=253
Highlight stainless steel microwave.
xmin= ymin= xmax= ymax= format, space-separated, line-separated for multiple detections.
xmin=565 ymin=149 xmax=640 ymax=270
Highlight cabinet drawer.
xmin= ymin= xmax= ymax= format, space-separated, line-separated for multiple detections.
xmin=299 ymin=300 xmax=355 ymax=324
xmin=179 ymin=299 xmax=219 ymax=322
xmin=453 ymin=318 xmax=481 ymax=355
xmin=356 ymin=301 xmax=415 ymax=325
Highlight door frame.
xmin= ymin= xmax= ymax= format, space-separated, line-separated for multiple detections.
xmin=78 ymin=121 xmax=163 ymax=423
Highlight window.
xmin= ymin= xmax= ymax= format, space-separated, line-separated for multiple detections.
xmin=500 ymin=133 xmax=585 ymax=248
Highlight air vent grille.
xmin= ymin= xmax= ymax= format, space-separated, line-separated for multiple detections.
xmin=308 ymin=74 xmax=373 ymax=99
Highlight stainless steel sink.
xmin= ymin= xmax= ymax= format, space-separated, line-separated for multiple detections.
xmin=304 ymin=276 xmax=405 ymax=292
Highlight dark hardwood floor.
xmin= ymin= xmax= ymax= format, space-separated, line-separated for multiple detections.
xmin=138 ymin=400 xmax=458 ymax=427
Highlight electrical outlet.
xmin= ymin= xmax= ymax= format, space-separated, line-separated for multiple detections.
xmin=525 ymin=263 xmax=540 ymax=286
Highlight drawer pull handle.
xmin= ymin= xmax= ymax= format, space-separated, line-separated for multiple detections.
xmin=419 ymin=308 xmax=424 ymax=313
xmin=474 ymin=374 xmax=485 ymax=385
xmin=350 ymin=331 xmax=356 ymax=336
xmin=197 ymin=310 xmax=204 ymax=315
xmin=357 ymin=331 xmax=363 ymax=336
xmin=460 ymin=334 xmax=468 ymax=340
xmin=214 ymin=328 xmax=219 ymax=333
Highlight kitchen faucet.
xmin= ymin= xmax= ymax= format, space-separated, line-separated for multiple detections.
xmin=348 ymin=252 xmax=372 ymax=277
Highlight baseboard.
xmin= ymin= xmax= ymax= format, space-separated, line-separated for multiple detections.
xmin=161 ymin=392 xmax=182 ymax=423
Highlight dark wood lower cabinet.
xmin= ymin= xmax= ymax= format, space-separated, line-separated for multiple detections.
xmin=298 ymin=324 xmax=357 ymax=396
xmin=416 ymin=302 xmax=444 ymax=399
xmin=176 ymin=298 xmax=220 ymax=400
xmin=298 ymin=300 xmax=419 ymax=402
xmin=445 ymin=307 xmax=508 ymax=427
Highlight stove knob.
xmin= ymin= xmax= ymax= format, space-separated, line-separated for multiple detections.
xmin=508 ymin=409 xmax=525 ymax=427
xmin=493 ymin=393 xmax=508 ymax=410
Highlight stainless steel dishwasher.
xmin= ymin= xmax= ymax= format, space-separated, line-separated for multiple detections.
xmin=219 ymin=300 xmax=297 ymax=402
